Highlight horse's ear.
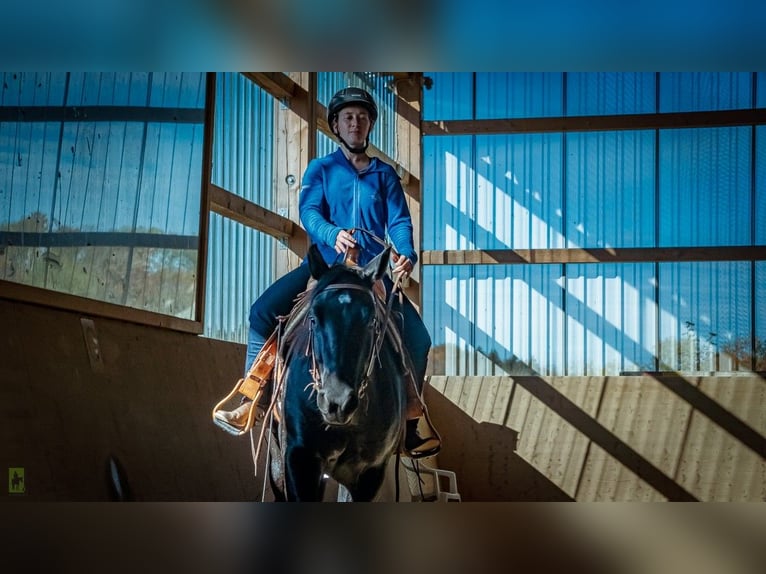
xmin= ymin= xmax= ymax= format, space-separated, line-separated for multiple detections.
xmin=308 ymin=243 xmax=329 ymax=279
xmin=362 ymin=247 xmax=390 ymax=283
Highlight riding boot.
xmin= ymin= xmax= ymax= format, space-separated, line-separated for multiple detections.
xmin=403 ymin=376 xmax=442 ymax=459
xmin=213 ymin=331 xmax=277 ymax=434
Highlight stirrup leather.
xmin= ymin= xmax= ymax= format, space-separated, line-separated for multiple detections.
xmin=212 ymin=332 xmax=278 ymax=436
xmin=402 ymin=372 xmax=442 ymax=459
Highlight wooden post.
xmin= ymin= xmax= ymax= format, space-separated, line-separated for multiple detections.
xmin=274 ymin=73 xmax=312 ymax=276
xmin=393 ymin=73 xmax=423 ymax=310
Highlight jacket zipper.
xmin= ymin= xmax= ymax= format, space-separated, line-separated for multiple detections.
xmin=353 ymin=175 xmax=359 ymax=231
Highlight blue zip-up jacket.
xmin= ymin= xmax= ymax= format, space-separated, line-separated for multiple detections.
xmin=299 ymin=148 xmax=417 ymax=267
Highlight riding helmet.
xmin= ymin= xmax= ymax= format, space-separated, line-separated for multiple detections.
xmin=327 ymin=87 xmax=378 ymax=125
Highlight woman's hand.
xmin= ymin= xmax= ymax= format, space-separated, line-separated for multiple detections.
xmin=391 ymin=252 xmax=413 ymax=279
xmin=334 ymin=229 xmax=357 ymax=254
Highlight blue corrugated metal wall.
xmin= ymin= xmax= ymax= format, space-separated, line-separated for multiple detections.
xmin=204 ymin=73 xmax=275 ymax=345
xmin=422 ymin=72 xmax=766 ymax=375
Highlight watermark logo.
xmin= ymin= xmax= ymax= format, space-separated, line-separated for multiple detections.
xmin=8 ymin=468 xmax=25 ymax=495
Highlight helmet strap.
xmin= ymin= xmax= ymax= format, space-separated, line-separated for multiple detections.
xmin=338 ymin=135 xmax=369 ymax=155
xmin=331 ymin=114 xmax=374 ymax=155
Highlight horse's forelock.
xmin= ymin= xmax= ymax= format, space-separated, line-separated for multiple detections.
xmin=312 ymin=263 xmax=369 ymax=296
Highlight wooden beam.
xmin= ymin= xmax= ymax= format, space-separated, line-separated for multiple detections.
xmin=421 ymin=246 xmax=766 ymax=266
xmin=307 ymin=72 xmax=317 ymax=162
xmin=241 ymin=72 xmax=296 ymax=100
xmin=208 ymin=183 xmax=307 ymax=248
xmin=0 ymin=279 xmax=202 ymax=334
xmin=423 ymin=109 xmax=766 ymax=136
xmin=392 ymin=73 xmax=423 ymax=309
xmin=196 ymin=73 xmax=215 ymax=328
xmin=0 ymin=106 xmax=205 ymax=123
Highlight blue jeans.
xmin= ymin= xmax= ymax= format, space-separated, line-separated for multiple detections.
xmin=245 ymin=263 xmax=432 ymax=389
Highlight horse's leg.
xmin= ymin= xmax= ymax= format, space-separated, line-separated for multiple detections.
xmin=347 ymin=464 xmax=387 ymax=502
xmin=284 ymin=446 xmax=324 ymax=501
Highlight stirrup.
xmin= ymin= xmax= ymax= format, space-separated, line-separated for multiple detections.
xmin=212 ymin=385 xmax=266 ymax=436
xmin=213 ymin=392 xmax=263 ymax=436
xmin=212 ymin=333 xmax=277 ymax=436
xmin=403 ymin=409 xmax=442 ymax=460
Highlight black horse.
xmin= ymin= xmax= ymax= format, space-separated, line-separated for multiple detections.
xmin=267 ymin=244 xmax=408 ymax=501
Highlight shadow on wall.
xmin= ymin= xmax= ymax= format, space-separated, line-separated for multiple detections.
xmin=427 ymin=372 xmax=765 ymax=501
xmin=425 ymin=389 xmax=573 ymax=501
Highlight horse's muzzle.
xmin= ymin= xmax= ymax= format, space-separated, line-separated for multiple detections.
xmin=316 ymin=374 xmax=358 ymax=426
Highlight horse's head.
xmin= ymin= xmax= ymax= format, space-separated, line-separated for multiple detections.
xmin=306 ymin=243 xmax=390 ymax=426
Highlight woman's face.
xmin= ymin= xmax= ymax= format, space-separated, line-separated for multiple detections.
xmin=333 ymin=105 xmax=373 ymax=147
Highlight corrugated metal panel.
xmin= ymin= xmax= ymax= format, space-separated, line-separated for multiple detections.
xmin=0 ymin=72 xmax=205 ymax=319
xmin=205 ymin=212 xmax=274 ymax=346
xmin=423 ymin=264 xmax=566 ymax=376
xmin=659 ymin=72 xmax=753 ymax=112
xmin=0 ymin=72 xmax=67 ymax=105
xmin=566 ymin=131 xmax=655 ymax=248
xmin=210 ymin=73 xmax=274 ymax=205
xmin=475 ymin=134 xmax=565 ymax=249
xmin=659 ymin=127 xmax=751 ymax=247
xmin=203 ymin=73 xmax=275 ymax=344
xmin=422 ymin=73 xmax=473 ymax=121
xmin=754 ymin=126 xmax=765 ymax=245
xmin=316 ymin=130 xmax=336 ymax=159
xmin=423 ymin=72 xmax=762 ymax=376
xmin=566 ymin=73 xmax=656 ymax=116
xmin=565 ymin=264 xmax=657 ymax=375
xmin=423 ymin=134 xmax=565 ymax=252
xmin=658 ymin=262 xmax=752 ymax=372
xmin=476 ymin=73 xmax=564 ymax=119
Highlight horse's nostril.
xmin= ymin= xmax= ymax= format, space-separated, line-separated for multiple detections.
xmin=317 ymin=380 xmax=358 ymax=424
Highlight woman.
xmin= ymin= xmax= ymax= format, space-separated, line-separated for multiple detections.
xmin=214 ymin=86 xmax=440 ymax=459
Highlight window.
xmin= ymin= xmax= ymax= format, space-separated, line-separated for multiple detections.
xmin=0 ymin=72 xmax=208 ymax=327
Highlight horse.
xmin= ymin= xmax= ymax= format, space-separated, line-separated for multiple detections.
xmin=266 ymin=243 xmax=409 ymax=501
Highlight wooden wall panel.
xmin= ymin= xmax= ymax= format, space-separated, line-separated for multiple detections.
xmin=0 ymin=297 xmax=259 ymax=501
xmin=427 ymin=373 xmax=764 ymax=501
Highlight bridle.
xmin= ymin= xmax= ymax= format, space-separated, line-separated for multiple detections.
xmin=305 ymin=282 xmax=386 ymax=406
xmin=306 ymin=229 xmax=408 ymax=415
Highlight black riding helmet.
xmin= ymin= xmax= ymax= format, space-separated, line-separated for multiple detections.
xmin=327 ymin=87 xmax=378 ymax=125
xmin=327 ymin=87 xmax=378 ymax=154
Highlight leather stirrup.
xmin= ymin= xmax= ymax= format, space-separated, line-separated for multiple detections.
xmin=212 ymin=332 xmax=278 ymax=436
